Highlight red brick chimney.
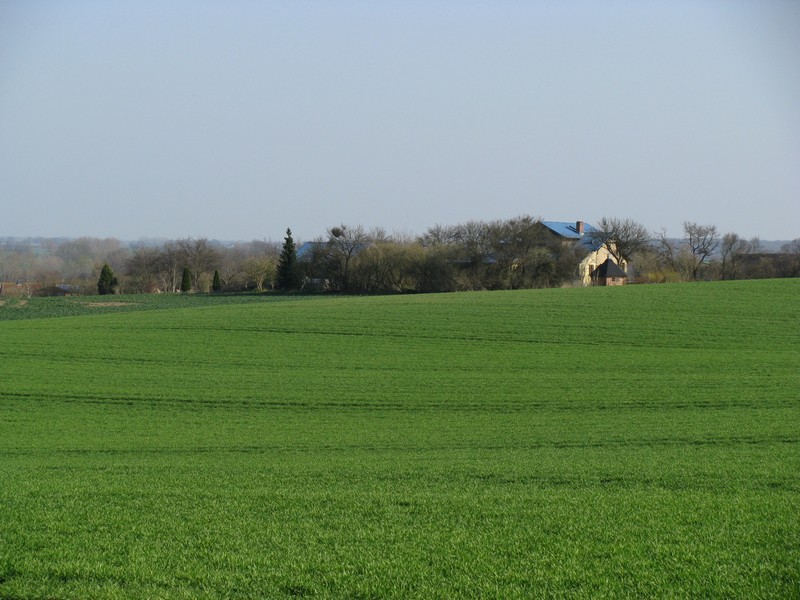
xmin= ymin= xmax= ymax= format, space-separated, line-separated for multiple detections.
xmin=576 ymin=221 xmax=585 ymax=235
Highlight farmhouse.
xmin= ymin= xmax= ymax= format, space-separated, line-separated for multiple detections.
xmin=542 ymin=220 xmax=626 ymax=285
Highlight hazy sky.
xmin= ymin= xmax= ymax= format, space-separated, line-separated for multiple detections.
xmin=1 ymin=1 xmax=798 ymax=242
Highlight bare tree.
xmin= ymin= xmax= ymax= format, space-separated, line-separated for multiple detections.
xmin=684 ymin=222 xmax=719 ymax=280
xmin=389 ymin=229 xmax=417 ymax=244
xmin=411 ymin=245 xmax=457 ymax=293
xmin=720 ymin=233 xmax=760 ymax=280
xmin=590 ymin=217 xmax=650 ymax=267
xmin=176 ymin=238 xmax=220 ymax=291
xmin=418 ymin=224 xmax=461 ymax=248
xmin=782 ymin=238 xmax=800 ymax=254
xmin=656 ymin=223 xmax=719 ymax=281
xmin=126 ymin=245 xmax=163 ymax=292
xmin=368 ymin=226 xmax=390 ymax=243
xmin=454 ymin=220 xmax=488 ymax=256
xmin=656 ymin=229 xmax=692 ymax=281
xmin=56 ymin=238 xmax=96 ymax=280
xmin=447 ymin=220 xmax=495 ymax=290
xmin=215 ymin=245 xmax=246 ymax=290
xmin=349 ymin=242 xmax=419 ymax=293
xmin=484 ymin=215 xmax=545 ymax=289
xmin=327 ymin=224 xmax=370 ymax=292
xmin=780 ymin=238 xmax=800 ymax=277
xmin=157 ymin=241 xmax=182 ymax=292
xmin=243 ymin=256 xmax=277 ymax=291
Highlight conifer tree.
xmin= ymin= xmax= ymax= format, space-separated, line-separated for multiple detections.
xmin=180 ymin=267 xmax=192 ymax=292
xmin=97 ymin=263 xmax=118 ymax=295
xmin=276 ymin=228 xmax=300 ymax=290
xmin=212 ymin=269 xmax=222 ymax=292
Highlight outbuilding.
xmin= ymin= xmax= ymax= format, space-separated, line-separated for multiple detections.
xmin=591 ymin=258 xmax=628 ymax=286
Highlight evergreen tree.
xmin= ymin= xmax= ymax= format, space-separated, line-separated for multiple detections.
xmin=180 ymin=267 xmax=192 ymax=292
xmin=97 ymin=263 xmax=118 ymax=295
xmin=276 ymin=228 xmax=300 ymax=290
xmin=212 ymin=269 xmax=222 ymax=292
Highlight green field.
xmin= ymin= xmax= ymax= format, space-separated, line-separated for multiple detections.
xmin=1 ymin=280 xmax=798 ymax=598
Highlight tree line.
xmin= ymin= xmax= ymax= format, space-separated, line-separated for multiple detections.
xmin=0 ymin=217 xmax=798 ymax=297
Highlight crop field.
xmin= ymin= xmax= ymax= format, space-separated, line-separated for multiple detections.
xmin=0 ymin=280 xmax=798 ymax=598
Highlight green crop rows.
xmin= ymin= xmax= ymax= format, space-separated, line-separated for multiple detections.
xmin=1 ymin=280 xmax=798 ymax=598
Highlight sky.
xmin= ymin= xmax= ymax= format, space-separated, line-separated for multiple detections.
xmin=1 ymin=0 xmax=798 ymax=243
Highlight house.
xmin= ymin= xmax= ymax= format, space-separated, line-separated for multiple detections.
xmin=541 ymin=220 xmax=625 ymax=285
xmin=296 ymin=241 xmax=324 ymax=262
xmin=590 ymin=258 xmax=628 ymax=286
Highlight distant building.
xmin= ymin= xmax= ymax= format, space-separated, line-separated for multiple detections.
xmin=541 ymin=220 xmax=625 ymax=285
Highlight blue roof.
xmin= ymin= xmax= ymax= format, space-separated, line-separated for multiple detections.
xmin=296 ymin=241 xmax=324 ymax=261
xmin=542 ymin=221 xmax=604 ymax=252
xmin=541 ymin=221 xmax=598 ymax=239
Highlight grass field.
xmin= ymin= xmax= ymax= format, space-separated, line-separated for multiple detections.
xmin=1 ymin=280 xmax=798 ymax=598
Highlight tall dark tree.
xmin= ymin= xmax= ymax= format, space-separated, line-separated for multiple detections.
xmin=212 ymin=269 xmax=222 ymax=292
xmin=276 ymin=228 xmax=300 ymax=290
xmin=180 ymin=267 xmax=192 ymax=292
xmin=97 ymin=263 xmax=118 ymax=295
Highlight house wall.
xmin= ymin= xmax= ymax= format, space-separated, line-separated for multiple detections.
xmin=579 ymin=247 xmax=611 ymax=286
xmin=580 ymin=247 xmax=628 ymax=286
